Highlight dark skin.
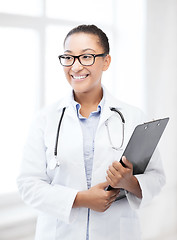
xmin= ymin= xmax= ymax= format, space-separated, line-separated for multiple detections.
xmin=73 ymin=182 xmax=120 ymax=212
xmin=73 ymin=157 xmax=142 ymax=212
xmin=63 ymin=32 xmax=142 ymax=211
xmin=106 ymin=156 xmax=142 ymax=199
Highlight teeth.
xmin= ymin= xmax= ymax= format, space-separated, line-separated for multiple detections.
xmin=73 ymin=75 xmax=87 ymax=79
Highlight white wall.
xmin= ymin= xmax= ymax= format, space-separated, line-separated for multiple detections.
xmin=140 ymin=0 xmax=177 ymax=239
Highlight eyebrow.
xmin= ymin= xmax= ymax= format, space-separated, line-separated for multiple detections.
xmin=64 ymin=48 xmax=96 ymax=54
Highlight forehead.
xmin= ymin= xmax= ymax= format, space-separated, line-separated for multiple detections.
xmin=64 ymin=33 xmax=103 ymax=53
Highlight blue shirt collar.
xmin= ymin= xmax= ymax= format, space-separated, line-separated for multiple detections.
xmin=71 ymin=90 xmax=105 ymax=119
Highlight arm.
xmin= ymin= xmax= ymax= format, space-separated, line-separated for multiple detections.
xmin=17 ymin=112 xmax=120 ymax=224
xmin=17 ymin=113 xmax=78 ymax=224
xmin=106 ymin=150 xmax=166 ymax=209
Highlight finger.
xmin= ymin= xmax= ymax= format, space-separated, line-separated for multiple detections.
xmin=109 ymin=194 xmax=119 ymax=203
xmin=106 ymin=175 xmax=114 ymax=187
xmin=107 ymin=165 xmax=121 ymax=180
xmin=106 ymin=170 xmax=121 ymax=187
xmin=109 ymin=191 xmax=120 ymax=201
xmin=106 ymin=175 xmax=119 ymax=189
xmin=112 ymin=188 xmax=120 ymax=195
xmin=104 ymin=202 xmax=112 ymax=211
xmin=107 ymin=191 xmax=120 ymax=205
xmin=108 ymin=165 xmax=117 ymax=176
xmin=112 ymin=161 xmax=123 ymax=171
xmin=107 ymin=168 xmax=116 ymax=180
xmin=122 ymin=156 xmax=133 ymax=169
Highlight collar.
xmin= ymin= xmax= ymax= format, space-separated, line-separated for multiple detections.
xmin=56 ymin=85 xmax=125 ymax=122
xmin=71 ymin=90 xmax=105 ymax=114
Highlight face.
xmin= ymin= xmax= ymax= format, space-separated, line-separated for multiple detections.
xmin=63 ymin=33 xmax=111 ymax=94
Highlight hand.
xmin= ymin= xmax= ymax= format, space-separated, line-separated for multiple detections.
xmin=106 ymin=156 xmax=142 ymax=198
xmin=73 ymin=182 xmax=120 ymax=212
xmin=106 ymin=156 xmax=133 ymax=189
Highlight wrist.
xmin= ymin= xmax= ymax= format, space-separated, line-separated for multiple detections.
xmin=73 ymin=190 xmax=89 ymax=208
xmin=127 ymin=176 xmax=142 ymax=199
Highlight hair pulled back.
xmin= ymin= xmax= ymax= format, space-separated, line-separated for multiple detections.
xmin=64 ymin=24 xmax=110 ymax=54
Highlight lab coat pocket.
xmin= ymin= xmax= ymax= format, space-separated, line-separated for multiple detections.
xmin=120 ymin=217 xmax=141 ymax=240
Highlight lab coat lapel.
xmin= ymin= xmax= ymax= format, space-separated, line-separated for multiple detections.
xmin=98 ymin=87 xmax=121 ymax=128
xmin=57 ymin=90 xmax=77 ymax=119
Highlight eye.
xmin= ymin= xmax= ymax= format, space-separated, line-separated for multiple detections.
xmin=81 ymin=55 xmax=93 ymax=62
xmin=82 ymin=54 xmax=92 ymax=59
xmin=62 ymin=55 xmax=73 ymax=60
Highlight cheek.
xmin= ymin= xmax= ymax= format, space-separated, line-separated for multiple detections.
xmin=91 ymin=62 xmax=105 ymax=76
xmin=92 ymin=68 xmax=103 ymax=80
xmin=63 ymin=68 xmax=70 ymax=79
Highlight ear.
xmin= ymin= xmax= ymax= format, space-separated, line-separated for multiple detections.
xmin=102 ymin=54 xmax=111 ymax=71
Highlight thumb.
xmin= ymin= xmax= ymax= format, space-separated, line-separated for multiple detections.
xmin=122 ymin=156 xmax=133 ymax=169
xmin=98 ymin=181 xmax=109 ymax=189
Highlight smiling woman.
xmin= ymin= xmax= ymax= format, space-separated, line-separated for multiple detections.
xmin=17 ymin=24 xmax=165 ymax=240
xmin=0 ymin=1 xmax=155 ymax=240
xmin=1 ymin=1 xmax=175 ymax=239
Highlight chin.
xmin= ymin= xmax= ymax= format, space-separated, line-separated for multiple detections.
xmin=72 ymin=85 xmax=89 ymax=94
xmin=70 ymin=80 xmax=88 ymax=92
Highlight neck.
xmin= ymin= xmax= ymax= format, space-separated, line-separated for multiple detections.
xmin=73 ymin=86 xmax=103 ymax=118
xmin=74 ymin=86 xmax=103 ymax=107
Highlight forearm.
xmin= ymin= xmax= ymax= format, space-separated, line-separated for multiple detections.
xmin=73 ymin=190 xmax=89 ymax=208
xmin=125 ymin=175 xmax=142 ymax=199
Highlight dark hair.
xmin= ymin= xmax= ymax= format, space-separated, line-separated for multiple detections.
xmin=64 ymin=24 xmax=110 ymax=54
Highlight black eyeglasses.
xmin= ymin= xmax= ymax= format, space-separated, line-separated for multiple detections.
xmin=58 ymin=53 xmax=107 ymax=67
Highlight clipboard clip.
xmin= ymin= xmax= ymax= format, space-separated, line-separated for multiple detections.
xmin=143 ymin=119 xmax=161 ymax=129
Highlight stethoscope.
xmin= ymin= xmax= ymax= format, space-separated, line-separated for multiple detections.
xmin=49 ymin=107 xmax=125 ymax=170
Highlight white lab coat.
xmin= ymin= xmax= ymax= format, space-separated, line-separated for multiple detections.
xmin=17 ymin=86 xmax=165 ymax=240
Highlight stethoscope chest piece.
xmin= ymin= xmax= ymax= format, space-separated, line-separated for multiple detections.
xmin=49 ymin=156 xmax=60 ymax=170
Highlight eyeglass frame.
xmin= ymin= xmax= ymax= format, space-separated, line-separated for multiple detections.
xmin=58 ymin=53 xmax=107 ymax=67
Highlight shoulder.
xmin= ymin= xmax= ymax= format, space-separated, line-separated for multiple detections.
xmin=118 ymin=100 xmax=147 ymax=123
xmin=104 ymin=86 xmax=147 ymax=122
xmin=33 ymin=101 xmax=60 ymax=122
xmin=103 ymin=86 xmax=149 ymax=130
xmin=30 ymin=93 xmax=72 ymax=129
xmin=34 ymin=89 xmax=73 ymax=118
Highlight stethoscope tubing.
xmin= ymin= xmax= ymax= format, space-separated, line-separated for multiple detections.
xmin=110 ymin=107 xmax=125 ymax=123
xmin=51 ymin=106 xmax=125 ymax=170
xmin=54 ymin=107 xmax=66 ymax=157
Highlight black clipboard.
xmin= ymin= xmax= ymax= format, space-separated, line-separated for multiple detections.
xmin=107 ymin=117 xmax=169 ymax=200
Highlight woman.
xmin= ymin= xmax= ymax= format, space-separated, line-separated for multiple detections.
xmin=17 ymin=24 xmax=165 ymax=240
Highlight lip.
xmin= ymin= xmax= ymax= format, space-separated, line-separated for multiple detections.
xmin=71 ymin=74 xmax=89 ymax=82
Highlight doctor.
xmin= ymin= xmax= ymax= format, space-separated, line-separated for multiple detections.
xmin=17 ymin=24 xmax=165 ymax=240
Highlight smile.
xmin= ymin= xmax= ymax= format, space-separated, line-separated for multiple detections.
xmin=72 ymin=74 xmax=89 ymax=80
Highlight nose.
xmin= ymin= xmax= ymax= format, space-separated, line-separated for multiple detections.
xmin=71 ymin=58 xmax=83 ymax=72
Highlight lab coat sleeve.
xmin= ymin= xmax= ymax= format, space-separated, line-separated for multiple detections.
xmin=17 ymin=112 xmax=79 ymax=224
xmin=126 ymin=148 xmax=166 ymax=209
